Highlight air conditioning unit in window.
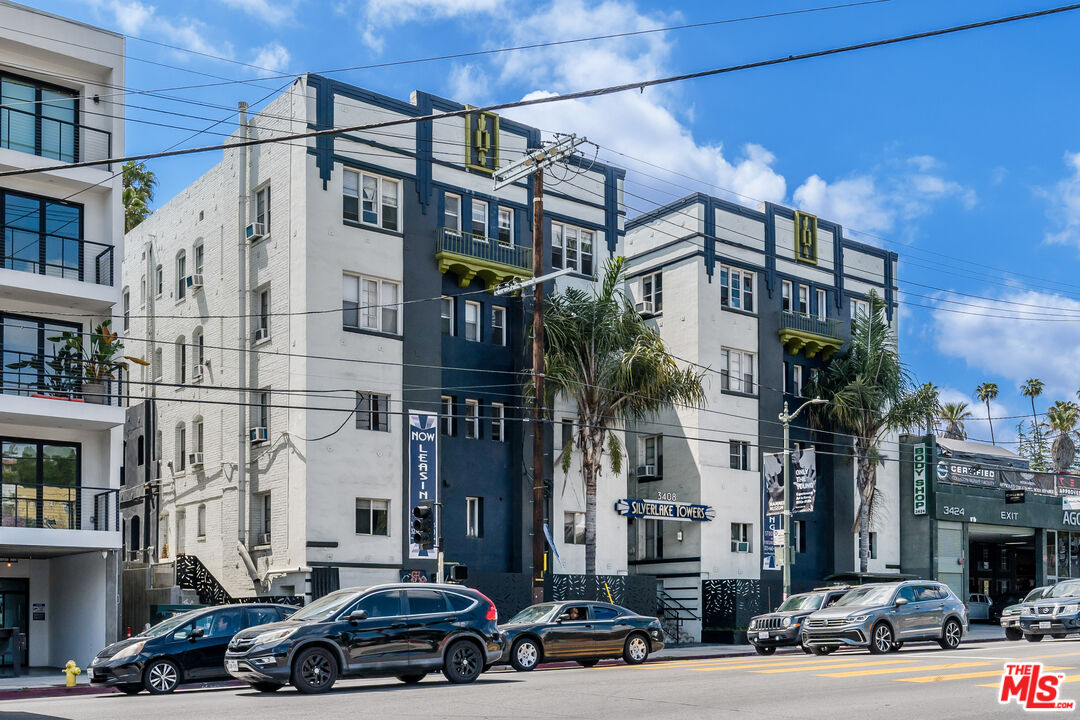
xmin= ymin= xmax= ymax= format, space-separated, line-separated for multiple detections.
xmin=735 ymin=541 xmax=750 ymax=553
xmin=186 ymin=274 xmax=203 ymax=290
xmin=256 ymin=532 xmax=271 ymax=546
xmin=637 ymin=464 xmax=657 ymax=479
xmin=192 ymin=365 xmax=203 ymax=380
xmin=250 ymin=426 xmax=269 ymax=445
xmin=246 ymin=222 xmax=266 ymax=242
xmin=253 ymin=327 xmax=269 ymax=343
xmin=634 ymin=300 xmax=655 ymax=317
xmin=188 ymin=452 xmax=203 ymax=468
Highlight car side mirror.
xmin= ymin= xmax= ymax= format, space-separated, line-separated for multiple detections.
xmin=556 ymin=613 xmax=570 ymax=624
xmin=347 ymin=609 xmax=368 ymax=623
xmin=189 ymin=627 xmax=205 ymax=640
xmin=895 ymin=597 xmax=909 ymax=607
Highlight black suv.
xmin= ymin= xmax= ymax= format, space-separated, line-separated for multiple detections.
xmin=225 ymin=583 xmax=502 ymax=693
xmin=748 ymin=587 xmax=851 ymax=655
xmin=88 ymin=603 xmax=296 ymax=694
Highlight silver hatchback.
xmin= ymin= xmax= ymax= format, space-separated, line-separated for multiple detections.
xmin=802 ymin=581 xmax=968 ymax=655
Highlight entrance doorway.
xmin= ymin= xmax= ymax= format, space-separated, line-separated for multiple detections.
xmin=0 ymin=578 xmax=28 ymax=668
xmin=968 ymin=524 xmax=1035 ymax=614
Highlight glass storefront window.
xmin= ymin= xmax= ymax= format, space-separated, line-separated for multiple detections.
xmin=1071 ymin=534 xmax=1080 ymax=579
xmin=1060 ymin=533 xmax=1070 ymax=579
xmin=1048 ymin=531 xmax=1058 ymax=579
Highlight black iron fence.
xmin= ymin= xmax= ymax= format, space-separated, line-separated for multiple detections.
xmin=0 ymin=104 xmax=112 ymax=166
xmin=0 ymin=482 xmax=118 ymax=531
xmin=1 ymin=231 xmax=114 ymax=286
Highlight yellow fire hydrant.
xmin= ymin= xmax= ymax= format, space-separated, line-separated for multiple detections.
xmin=62 ymin=660 xmax=81 ymax=687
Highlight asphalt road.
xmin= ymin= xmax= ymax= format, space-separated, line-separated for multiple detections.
xmin=3 ymin=639 xmax=1078 ymax=719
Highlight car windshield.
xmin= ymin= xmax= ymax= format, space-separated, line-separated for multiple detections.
xmin=288 ymin=588 xmax=361 ymax=622
xmin=1048 ymin=581 xmax=1080 ymax=599
xmin=777 ymin=594 xmax=822 ymax=612
xmin=1025 ymin=587 xmax=1049 ymax=602
xmin=508 ymin=604 xmax=558 ymax=624
xmin=143 ymin=609 xmax=205 ymax=638
xmin=831 ymin=585 xmax=896 ymax=608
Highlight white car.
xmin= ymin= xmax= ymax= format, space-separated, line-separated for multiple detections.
xmin=967 ymin=593 xmax=992 ymax=621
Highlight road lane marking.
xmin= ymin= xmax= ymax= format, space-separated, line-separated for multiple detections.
xmin=686 ymin=658 xmax=904 ymax=673
xmin=818 ymin=661 xmax=993 ymax=677
xmin=749 ymin=659 xmax=917 ymax=674
xmin=897 ymin=666 xmax=1069 ymax=683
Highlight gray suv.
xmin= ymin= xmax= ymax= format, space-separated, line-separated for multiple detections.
xmin=802 ymin=581 xmax=968 ymax=655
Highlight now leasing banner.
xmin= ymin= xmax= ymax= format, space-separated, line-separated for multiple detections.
xmin=408 ymin=411 xmax=438 ymax=560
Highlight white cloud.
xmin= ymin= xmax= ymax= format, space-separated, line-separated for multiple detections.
xmin=1040 ymin=151 xmax=1080 ymax=251
xmin=357 ymin=0 xmax=500 ymax=51
xmin=447 ymin=63 xmax=493 ymax=106
xmin=793 ymin=174 xmax=892 ymax=234
xmin=222 ymin=0 xmax=297 ymax=24
xmin=936 ymin=387 xmax=1017 ymax=448
xmin=90 ymin=0 xmax=235 ymax=58
xmin=106 ymin=0 xmax=155 ymax=34
xmin=251 ymin=41 xmax=291 ymax=73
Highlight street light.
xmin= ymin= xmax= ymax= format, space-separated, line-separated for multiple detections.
xmin=779 ymin=397 xmax=827 ymax=601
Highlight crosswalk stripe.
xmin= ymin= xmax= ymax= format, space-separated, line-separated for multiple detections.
xmin=819 ymin=661 xmax=993 ymax=678
xmin=751 ymin=659 xmax=916 ymax=674
xmin=897 ymin=666 xmax=1070 ymax=683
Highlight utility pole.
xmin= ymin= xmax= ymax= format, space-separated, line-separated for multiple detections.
xmin=494 ymin=135 xmax=587 ymax=605
xmin=779 ymin=397 xmax=826 ymax=601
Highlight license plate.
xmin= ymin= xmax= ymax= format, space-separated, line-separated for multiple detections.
xmin=87 ymin=668 xmax=95 ymax=680
xmin=758 ymin=631 xmax=770 ymax=639
xmin=1039 ymin=621 xmax=1051 ymax=629
xmin=226 ymin=660 xmax=238 ymax=673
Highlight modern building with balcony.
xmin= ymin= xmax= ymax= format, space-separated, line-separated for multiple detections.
xmin=623 ymin=194 xmax=899 ymax=642
xmin=0 ymin=2 xmax=125 ymax=669
xmin=120 ymin=75 xmax=626 ymax=616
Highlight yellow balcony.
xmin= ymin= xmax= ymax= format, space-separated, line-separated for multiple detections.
xmin=779 ymin=310 xmax=844 ymax=360
xmin=435 ymin=227 xmax=533 ymax=290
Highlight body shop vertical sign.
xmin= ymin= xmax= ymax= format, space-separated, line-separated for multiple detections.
xmin=913 ymin=442 xmax=928 ymax=516
xmin=409 ymin=411 xmax=438 ymax=559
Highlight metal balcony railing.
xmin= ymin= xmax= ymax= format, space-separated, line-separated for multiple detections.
xmin=0 ymin=104 xmax=112 ymax=166
xmin=779 ymin=310 xmax=844 ymax=340
xmin=1 ymin=230 xmax=114 ymax=286
xmin=0 ymin=483 xmax=119 ymax=531
xmin=436 ymin=227 xmax=532 ymax=272
xmin=2 ymin=349 xmax=121 ymax=405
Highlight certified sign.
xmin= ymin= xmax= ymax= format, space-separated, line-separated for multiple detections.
xmin=913 ymin=443 xmax=928 ymax=516
xmin=614 ymin=498 xmax=715 ymax=522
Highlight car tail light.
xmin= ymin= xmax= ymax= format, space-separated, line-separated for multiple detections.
xmin=476 ymin=590 xmax=498 ymax=622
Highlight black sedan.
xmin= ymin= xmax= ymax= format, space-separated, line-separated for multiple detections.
xmin=87 ymin=603 xmax=296 ymax=694
xmin=500 ymin=601 xmax=664 ymax=671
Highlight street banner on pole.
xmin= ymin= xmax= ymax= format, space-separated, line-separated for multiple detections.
xmin=791 ymin=446 xmax=817 ymax=514
xmin=408 ymin=411 xmax=438 ymax=560
xmin=763 ymin=452 xmax=784 ymax=516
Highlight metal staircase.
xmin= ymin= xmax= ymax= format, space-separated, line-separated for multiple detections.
xmin=657 ymin=588 xmax=699 ymax=645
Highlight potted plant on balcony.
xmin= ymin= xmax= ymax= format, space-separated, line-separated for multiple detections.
xmin=5 ymin=340 xmax=81 ymax=400
xmin=51 ymin=320 xmax=148 ymax=404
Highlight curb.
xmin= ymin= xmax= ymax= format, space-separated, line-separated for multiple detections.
xmin=0 ymin=679 xmax=244 ymax=701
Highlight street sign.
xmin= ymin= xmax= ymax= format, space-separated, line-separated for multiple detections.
xmin=913 ymin=443 xmax=928 ymax=515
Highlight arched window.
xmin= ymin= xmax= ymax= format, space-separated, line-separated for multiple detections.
xmin=175 ymin=422 xmax=186 ymax=472
xmin=175 ymin=336 xmax=186 ymax=384
xmin=191 ymin=327 xmax=204 ymax=381
xmin=176 ymin=250 xmax=187 ymax=300
xmin=193 ymin=238 xmax=204 ymax=276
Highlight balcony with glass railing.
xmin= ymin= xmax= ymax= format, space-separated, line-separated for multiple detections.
xmin=435 ymin=227 xmax=532 ymax=290
xmin=778 ymin=310 xmax=844 ymax=360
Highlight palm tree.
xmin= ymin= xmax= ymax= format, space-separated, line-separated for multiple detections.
xmin=1047 ymin=400 xmax=1080 ymax=473
xmin=1022 ymin=378 xmax=1046 ymax=467
xmin=975 ymin=382 xmax=999 ymax=445
xmin=123 ymin=160 xmax=157 ymax=232
xmin=540 ymin=257 xmax=706 ymax=575
xmin=939 ymin=402 xmax=973 ymax=440
xmin=811 ymin=292 xmax=938 ymax=573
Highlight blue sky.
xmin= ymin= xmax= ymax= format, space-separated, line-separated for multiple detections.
xmin=31 ymin=0 xmax=1080 ymax=446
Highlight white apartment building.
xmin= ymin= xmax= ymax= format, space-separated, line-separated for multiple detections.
xmin=121 ymin=75 xmax=628 ymax=609
xmin=0 ymin=2 xmax=125 ymax=668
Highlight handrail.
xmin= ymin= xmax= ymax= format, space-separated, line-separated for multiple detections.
xmin=779 ymin=310 xmax=844 ymax=340
xmin=0 ymin=104 xmax=112 ymax=166
xmin=1 ymin=230 xmax=114 ymax=286
xmin=436 ymin=227 xmax=531 ymax=272
xmin=2 ymin=349 xmax=120 ymax=405
xmin=0 ymin=482 xmax=118 ymax=531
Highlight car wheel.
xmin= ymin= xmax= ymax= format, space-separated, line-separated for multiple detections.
xmin=1026 ymin=633 xmax=1044 ymax=642
xmin=1053 ymin=633 xmax=1068 ymax=640
xmin=623 ymin=633 xmax=650 ymax=665
xmin=754 ymin=646 xmax=776 ymax=656
xmin=443 ymin=640 xmax=483 ymax=684
xmin=890 ymin=642 xmax=904 ymax=652
xmin=292 ymin=646 xmax=338 ymax=694
xmin=510 ymin=637 xmax=541 ymax=672
xmin=1005 ymin=627 xmax=1023 ymax=641
xmin=938 ymin=618 xmax=962 ymax=650
xmin=115 ymin=683 xmax=142 ymax=695
xmin=249 ymin=681 xmax=283 ymax=693
xmin=577 ymin=659 xmax=600 ymax=668
xmin=143 ymin=659 xmax=181 ymax=694
xmin=869 ymin=623 xmax=894 ymax=655
xmin=396 ymin=674 xmax=426 ymax=685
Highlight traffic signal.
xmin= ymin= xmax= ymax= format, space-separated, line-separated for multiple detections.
xmin=412 ymin=502 xmax=435 ymax=550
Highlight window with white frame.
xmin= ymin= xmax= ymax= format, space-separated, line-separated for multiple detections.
xmin=343 ymin=274 xmax=400 ymax=334
xmin=471 ymin=198 xmax=488 ymax=238
xmin=792 ymin=364 xmax=804 ymax=397
xmin=816 ymin=288 xmax=827 ymax=320
xmin=466 ymin=497 xmax=483 ymax=538
xmin=175 ymin=422 xmax=186 ymax=472
xmin=197 ymin=504 xmax=206 ymax=538
xmin=491 ymin=306 xmax=506 ymax=346
xmin=253 ymin=389 xmax=270 ymax=433
xmin=497 ymin=207 xmax=513 ymax=245
xmin=441 ymin=296 xmax=455 ymax=336
xmin=781 ymin=279 xmax=792 ymax=312
xmin=564 ymin=511 xmax=585 ymax=545
xmin=122 ymin=289 xmax=130 ymax=330
xmin=355 ymin=498 xmax=389 ymax=535
xmin=441 ymin=395 xmax=454 ymax=436
xmin=464 ymin=301 xmax=480 ymax=342
xmin=175 ymin=336 xmax=186 ymax=384
xmin=155 ymin=265 xmax=163 ymax=297
xmin=730 ymin=440 xmax=750 ymax=470
xmin=254 ymin=185 xmax=271 ymax=231
xmin=193 ymin=416 xmax=204 ymax=455
xmin=850 ymin=297 xmax=870 ymax=320
xmin=561 ymin=418 xmax=574 ymax=449
xmin=720 ymin=348 xmax=755 ymax=393
xmin=552 ymin=222 xmax=595 ymax=276
xmin=192 ymin=328 xmax=204 ymax=379
xmin=798 ymin=285 xmax=809 ymax=315
xmin=355 ymin=392 xmax=390 ymax=432
xmin=343 ymin=170 xmax=399 ymax=231
xmin=253 ymin=287 xmax=270 ymax=342
xmin=464 ymin=398 xmax=479 ymax=439
xmin=731 ymin=523 xmax=753 ymax=552
xmin=491 ymin=402 xmax=505 ymax=442
xmin=720 ymin=265 xmax=754 ymax=312
xmin=641 ymin=435 xmax=663 ymax=477
xmin=869 ymin=531 xmax=878 ymax=559
xmin=257 ymin=492 xmax=271 ymax=543
xmin=444 ymin=193 xmax=461 ymax=231
xmin=176 ymin=251 xmax=187 ymax=300
xmin=193 ymin=240 xmax=204 ymax=276
xmin=153 ymin=348 xmax=162 ymax=381
xmin=642 ymin=271 xmax=662 ymax=312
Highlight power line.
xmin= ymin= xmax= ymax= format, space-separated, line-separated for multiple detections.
xmin=6 ymin=3 xmax=1076 ymax=179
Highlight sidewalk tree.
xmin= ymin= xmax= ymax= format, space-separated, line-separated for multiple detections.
xmin=1047 ymin=400 xmax=1080 ymax=474
xmin=538 ymin=257 xmax=705 ymax=576
xmin=809 ymin=292 xmax=938 ymax=573
xmin=975 ymin=382 xmax=999 ymax=445
xmin=123 ymin=160 xmax=157 ymax=232
xmin=939 ymin=402 xmax=972 ymax=440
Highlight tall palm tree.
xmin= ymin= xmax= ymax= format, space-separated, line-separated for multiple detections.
xmin=1047 ymin=400 xmax=1080 ymax=473
xmin=939 ymin=402 xmax=973 ymax=440
xmin=975 ymin=382 xmax=999 ymax=445
xmin=1022 ymin=378 xmax=1046 ymax=467
xmin=123 ymin=160 xmax=157 ymax=232
xmin=812 ymin=292 xmax=938 ymax=573
xmin=540 ymin=257 xmax=706 ymax=575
